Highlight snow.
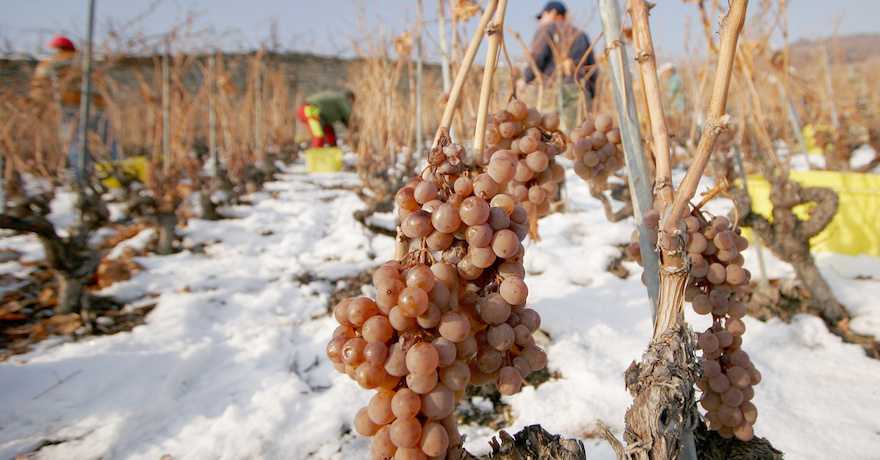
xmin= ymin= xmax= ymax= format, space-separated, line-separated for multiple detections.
xmin=2 ymin=159 xmax=880 ymax=460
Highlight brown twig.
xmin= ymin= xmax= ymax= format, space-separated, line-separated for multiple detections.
xmin=504 ymin=26 xmax=544 ymax=97
xmin=630 ymin=1 xmax=674 ymax=209
xmin=433 ymin=0 xmax=499 ymax=148
xmin=693 ymin=177 xmax=729 ymax=212
xmin=473 ymin=0 xmax=508 ymax=163
xmin=33 ymin=370 xmax=82 ymax=400
xmin=662 ymin=1 xmax=748 ymax=239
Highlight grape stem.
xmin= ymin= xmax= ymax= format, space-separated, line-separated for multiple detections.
xmin=443 ymin=413 xmax=465 ymax=460
xmin=400 ymin=247 xmax=434 ymax=268
xmin=724 ymin=189 xmax=742 ymax=229
xmin=693 ymin=177 xmax=730 ymax=212
xmin=395 ymin=226 xmax=408 ymax=261
xmin=449 ymin=271 xmax=460 ymax=312
xmin=417 ymin=242 xmax=431 ymax=265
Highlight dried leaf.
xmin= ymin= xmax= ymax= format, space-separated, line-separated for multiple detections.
xmin=0 ymin=311 xmax=28 ymax=321
xmin=96 ymin=257 xmax=140 ymax=289
xmin=45 ymin=313 xmax=82 ymax=335
xmin=38 ymin=286 xmax=57 ymax=307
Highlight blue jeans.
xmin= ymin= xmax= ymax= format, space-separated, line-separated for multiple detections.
xmin=63 ymin=107 xmax=118 ymax=180
xmin=560 ymin=83 xmax=592 ymax=131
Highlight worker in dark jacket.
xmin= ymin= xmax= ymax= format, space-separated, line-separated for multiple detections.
xmin=296 ymin=90 xmax=354 ymax=148
xmin=516 ymin=1 xmax=597 ymax=129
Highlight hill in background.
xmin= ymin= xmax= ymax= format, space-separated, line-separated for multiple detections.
xmin=789 ymin=33 xmax=880 ymax=68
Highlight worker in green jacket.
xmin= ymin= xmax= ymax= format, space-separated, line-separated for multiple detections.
xmin=296 ymin=90 xmax=354 ymax=147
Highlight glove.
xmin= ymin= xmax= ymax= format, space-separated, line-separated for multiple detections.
xmin=304 ymin=104 xmax=324 ymax=138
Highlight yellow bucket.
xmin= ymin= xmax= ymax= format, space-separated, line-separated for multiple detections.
xmin=305 ymin=147 xmax=343 ymax=173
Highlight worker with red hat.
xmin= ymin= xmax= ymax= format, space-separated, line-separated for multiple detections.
xmin=45 ymin=35 xmax=76 ymax=51
xmin=31 ymin=34 xmax=115 ymax=177
xmin=32 ymin=35 xmax=85 ymax=108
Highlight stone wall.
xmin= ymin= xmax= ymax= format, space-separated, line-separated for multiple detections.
xmin=2 ymin=51 xmax=440 ymax=104
xmin=2 ymin=51 xmax=447 ymax=153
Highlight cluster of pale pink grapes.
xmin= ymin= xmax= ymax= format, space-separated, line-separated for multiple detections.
xmin=563 ymin=113 xmax=625 ymax=185
xmin=483 ymin=99 xmax=567 ymax=233
xmin=628 ymin=206 xmax=761 ymax=441
xmin=327 ymin=99 xmax=563 ymax=459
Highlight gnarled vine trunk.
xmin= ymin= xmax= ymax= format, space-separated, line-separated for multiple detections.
xmin=621 ymin=325 xmax=700 ymax=459
xmin=462 ymin=425 xmax=586 ymax=460
xmin=154 ymin=211 xmax=178 ymax=255
xmin=731 ymin=174 xmax=848 ymax=325
xmin=0 ymin=188 xmax=107 ymax=315
xmin=590 ymin=181 xmax=634 ymax=223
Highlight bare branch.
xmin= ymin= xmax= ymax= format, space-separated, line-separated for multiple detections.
xmin=663 ymin=0 xmax=749 ymax=237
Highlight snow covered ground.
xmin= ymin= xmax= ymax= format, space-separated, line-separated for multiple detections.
xmin=1 ymin=155 xmax=879 ymax=460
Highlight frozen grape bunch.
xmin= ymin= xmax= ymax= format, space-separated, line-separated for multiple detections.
xmin=327 ymin=106 xmax=559 ymax=458
xmin=564 ymin=113 xmax=625 ymax=186
xmin=627 ymin=204 xmax=761 ymax=442
xmin=483 ymin=99 xmax=568 ymax=238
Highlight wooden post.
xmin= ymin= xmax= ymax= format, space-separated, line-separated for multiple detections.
xmin=437 ymin=0 xmax=455 ymax=141
xmin=254 ymin=51 xmax=265 ymax=171
xmin=209 ymin=54 xmax=218 ymax=181
xmin=437 ymin=0 xmax=453 ymax=93
xmin=76 ymin=0 xmax=96 ymax=186
xmin=162 ymin=39 xmax=171 ymax=174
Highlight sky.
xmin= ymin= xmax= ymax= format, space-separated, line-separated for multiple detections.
xmin=2 ymin=0 xmax=879 ymax=64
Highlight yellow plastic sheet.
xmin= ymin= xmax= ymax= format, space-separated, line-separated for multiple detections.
xmin=96 ymin=156 xmax=149 ymax=189
xmin=802 ymin=124 xmax=835 ymax=156
xmin=743 ymin=171 xmax=880 ymax=256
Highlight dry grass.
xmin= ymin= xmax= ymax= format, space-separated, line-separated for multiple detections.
xmin=2 ymin=1 xmax=877 ymax=205
xmin=655 ymin=0 xmax=880 ymax=172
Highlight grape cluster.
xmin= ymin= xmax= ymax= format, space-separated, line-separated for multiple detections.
xmin=484 ymin=99 xmax=568 ymax=235
xmin=626 ymin=207 xmax=761 ymax=442
xmin=327 ymin=107 xmax=552 ymax=458
xmin=563 ymin=113 xmax=624 ymax=185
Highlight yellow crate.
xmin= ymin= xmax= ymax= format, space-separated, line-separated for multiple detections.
xmin=305 ymin=147 xmax=343 ymax=173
